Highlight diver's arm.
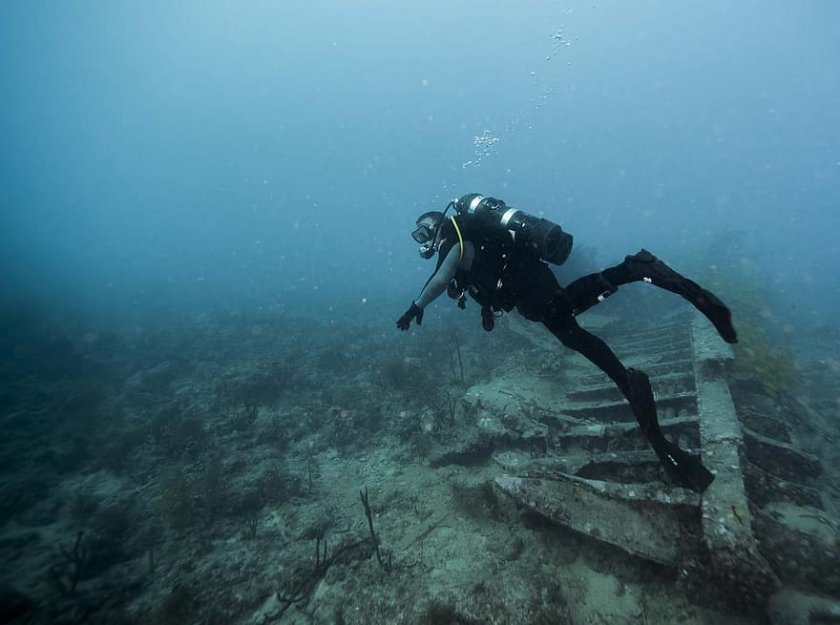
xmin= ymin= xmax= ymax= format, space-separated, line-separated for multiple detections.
xmin=396 ymin=241 xmax=472 ymax=331
xmin=415 ymin=243 xmax=464 ymax=309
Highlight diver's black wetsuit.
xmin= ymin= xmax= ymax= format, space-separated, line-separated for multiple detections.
xmin=402 ymin=219 xmax=736 ymax=492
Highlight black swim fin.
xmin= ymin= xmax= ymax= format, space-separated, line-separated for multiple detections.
xmin=622 ymin=250 xmax=738 ymax=344
xmin=625 ymin=368 xmax=714 ymax=492
xmin=680 ymin=280 xmax=738 ymax=344
xmin=649 ymin=435 xmax=715 ymax=492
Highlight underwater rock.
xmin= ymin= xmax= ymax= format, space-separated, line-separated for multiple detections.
xmin=428 ymin=429 xmax=497 ymax=468
xmin=494 ymin=473 xmax=697 ymax=565
xmin=428 ymin=412 xmax=547 ymax=468
xmin=742 ymin=428 xmax=822 ymax=482
xmin=753 ymin=505 xmax=840 ymax=597
xmin=766 ymin=588 xmax=840 ymax=625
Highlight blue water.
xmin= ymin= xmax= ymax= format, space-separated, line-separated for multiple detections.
xmin=2 ymin=1 xmax=838 ymax=330
xmin=2 ymin=2 xmax=839 ymax=623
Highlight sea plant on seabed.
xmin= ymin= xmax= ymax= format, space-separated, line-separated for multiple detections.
xmin=260 ymin=487 xmax=391 ymax=623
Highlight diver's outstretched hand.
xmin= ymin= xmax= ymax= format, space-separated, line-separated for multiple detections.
xmin=396 ymin=302 xmax=423 ymax=331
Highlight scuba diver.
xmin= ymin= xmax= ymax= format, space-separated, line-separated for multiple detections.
xmin=396 ymin=193 xmax=737 ymax=492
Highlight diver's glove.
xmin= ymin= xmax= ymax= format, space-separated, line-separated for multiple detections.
xmin=396 ymin=302 xmax=424 ymax=331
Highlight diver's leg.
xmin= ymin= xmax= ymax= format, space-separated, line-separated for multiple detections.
xmin=544 ymin=310 xmax=714 ymax=491
xmin=621 ymin=367 xmax=715 ymax=492
xmin=543 ymin=302 xmax=629 ymax=390
xmin=566 ymin=250 xmax=737 ymax=343
xmin=563 ymin=272 xmax=620 ymax=317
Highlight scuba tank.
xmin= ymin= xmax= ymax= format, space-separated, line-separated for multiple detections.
xmin=452 ymin=193 xmax=573 ymax=265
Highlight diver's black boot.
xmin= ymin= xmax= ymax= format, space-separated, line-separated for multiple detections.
xmin=617 ymin=250 xmax=737 ymax=343
xmin=625 ymin=368 xmax=714 ymax=492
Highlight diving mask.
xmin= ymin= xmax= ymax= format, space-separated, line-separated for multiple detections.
xmin=413 ymin=210 xmax=445 ymax=259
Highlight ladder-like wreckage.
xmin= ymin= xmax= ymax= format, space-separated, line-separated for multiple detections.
xmin=455 ymin=310 xmax=837 ymax=615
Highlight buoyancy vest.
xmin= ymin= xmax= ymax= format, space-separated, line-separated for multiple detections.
xmin=436 ymin=217 xmax=531 ymax=312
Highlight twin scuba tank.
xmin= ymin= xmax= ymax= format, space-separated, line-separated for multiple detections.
xmin=452 ymin=193 xmax=573 ymax=266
